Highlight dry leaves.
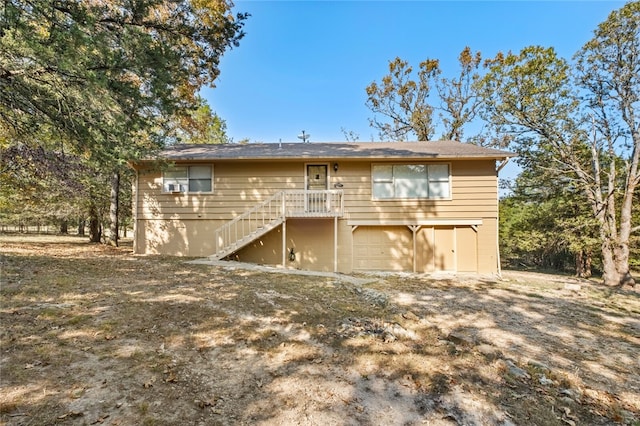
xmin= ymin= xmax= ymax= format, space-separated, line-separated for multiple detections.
xmin=1 ymin=235 xmax=638 ymax=425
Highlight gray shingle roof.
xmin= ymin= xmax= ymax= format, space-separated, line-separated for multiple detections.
xmin=148 ymin=140 xmax=515 ymax=162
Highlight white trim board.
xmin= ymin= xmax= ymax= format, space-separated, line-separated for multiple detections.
xmin=347 ymin=219 xmax=483 ymax=227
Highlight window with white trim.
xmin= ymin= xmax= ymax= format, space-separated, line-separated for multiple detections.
xmin=372 ymin=163 xmax=450 ymax=199
xmin=163 ymin=165 xmax=213 ymax=193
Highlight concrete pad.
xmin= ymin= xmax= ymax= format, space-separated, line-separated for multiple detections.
xmin=186 ymin=258 xmax=376 ymax=285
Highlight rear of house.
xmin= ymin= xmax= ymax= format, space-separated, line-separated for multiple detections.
xmin=130 ymin=141 xmax=514 ymax=274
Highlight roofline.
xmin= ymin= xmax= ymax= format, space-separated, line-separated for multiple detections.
xmin=130 ymin=141 xmax=516 ymax=168
xmin=129 ymin=154 xmax=514 ymax=169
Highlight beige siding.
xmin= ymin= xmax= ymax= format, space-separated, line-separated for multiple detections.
xmin=338 ymin=160 xmax=498 ymax=220
xmin=136 ymin=163 xmax=305 ymax=221
xmin=336 ymin=219 xmax=354 ymax=273
xmin=477 ymin=218 xmax=498 ymax=274
xmin=137 ymin=160 xmax=497 ymax=221
xmin=135 ymin=219 xmax=223 ymax=256
xmin=416 ymin=228 xmax=436 ymax=272
xmin=286 ymin=219 xmax=336 ymax=272
xmin=234 ymin=219 xmax=340 ymax=273
xmin=231 ymin=223 xmax=284 ymax=266
xmin=134 ymin=158 xmax=500 ymax=274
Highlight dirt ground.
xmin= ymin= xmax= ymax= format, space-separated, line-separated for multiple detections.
xmin=1 ymin=234 xmax=639 ymax=426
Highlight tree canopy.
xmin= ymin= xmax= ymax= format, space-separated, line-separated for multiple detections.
xmin=481 ymin=1 xmax=639 ymax=286
xmin=365 ymin=2 xmax=638 ymax=286
xmin=365 ymin=47 xmax=484 ymax=143
xmin=174 ymin=97 xmax=231 ymax=144
xmin=1 ymin=0 xmax=246 ymax=243
xmin=0 ymin=0 xmax=246 ymax=159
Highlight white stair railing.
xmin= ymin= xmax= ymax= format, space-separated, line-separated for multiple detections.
xmin=284 ymin=189 xmax=344 ymax=217
xmin=213 ymin=189 xmax=343 ymax=259
xmin=214 ymin=192 xmax=285 ymax=258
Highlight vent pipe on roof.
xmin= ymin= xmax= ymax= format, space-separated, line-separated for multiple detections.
xmin=279 ymin=138 xmax=282 ymax=149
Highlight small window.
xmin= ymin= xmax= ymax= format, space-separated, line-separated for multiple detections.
xmin=372 ymin=164 xmax=394 ymax=198
xmin=372 ymin=163 xmax=450 ymax=199
xmin=163 ymin=165 xmax=212 ymax=193
xmin=427 ymin=164 xmax=450 ymax=198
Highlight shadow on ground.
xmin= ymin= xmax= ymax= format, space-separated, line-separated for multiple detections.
xmin=1 ymin=237 xmax=638 ymax=425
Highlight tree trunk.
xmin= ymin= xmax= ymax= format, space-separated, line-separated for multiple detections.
xmin=88 ymin=203 xmax=101 ymax=243
xmin=575 ymin=250 xmax=593 ymax=279
xmin=584 ymin=251 xmax=592 ymax=278
xmin=78 ymin=218 xmax=85 ymax=236
xmin=108 ymin=171 xmax=120 ymax=247
xmin=589 ymin=176 xmax=629 ymax=287
xmin=59 ymin=220 xmax=68 ymax=234
xmin=601 ymin=240 xmax=622 ymax=286
xmin=614 ymin=241 xmax=634 ymax=287
xmin=576 ymin=251 xmax=584 ymax=278
xmin=598 ymin=195 xmax=635 ymax=287
xmin=614 ymin=163 xmax=637 ymax=286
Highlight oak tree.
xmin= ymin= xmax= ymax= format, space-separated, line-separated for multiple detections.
xmin=365 ymin=57 xmax=440 ymax=141
xmin=481 ymin=2 xmax=639 ymax=286
xmin=365 ymin=47 xmax=484 ymax=142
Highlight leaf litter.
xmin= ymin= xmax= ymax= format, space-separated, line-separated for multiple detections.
xmin=0 ymin=234 xmax=639 ymax=425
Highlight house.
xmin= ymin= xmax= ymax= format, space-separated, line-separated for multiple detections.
xmin=130 ymin=141 xmax=515 ymax=274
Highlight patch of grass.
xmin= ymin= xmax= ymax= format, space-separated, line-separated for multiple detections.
xmin=523 ymin=292 xmax=545 ymax=299
xmin=138 ymin=401 xmax=150 ymax=415
xmin=1 ymin=235 xmax=639 ymax=426
xmin=141 ymin=418 xmax=159 ymax=426
xmin=65 ymin=313 xmax=92 ymax=326
xmin=35 ymin=307 xmax=63 ymax=320
xmin=97 ymin=319 xmax=120 ymax=334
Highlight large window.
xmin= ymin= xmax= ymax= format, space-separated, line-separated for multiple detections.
xmin=163 ymin=165 xmax=212 ymax=193
xmin=372 ymin=163 xmax=450 ymax=199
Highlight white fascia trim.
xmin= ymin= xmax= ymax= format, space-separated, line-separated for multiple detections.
xmin=347 ymin=219 xmax=483 ymax=227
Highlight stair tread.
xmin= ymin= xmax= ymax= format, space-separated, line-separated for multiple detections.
xmin=215 ymin=218 xmax=285 ymax=259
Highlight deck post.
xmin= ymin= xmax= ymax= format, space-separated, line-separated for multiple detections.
xmin=334 ymin=216 xmax=338 ymax=273
xmin=408 ymin=225 xmax=421 ymax=273
xmin=282 ymin=193 xmax=287 ymax=268
xmin=282 ymin=220 xmax=286 ymax=268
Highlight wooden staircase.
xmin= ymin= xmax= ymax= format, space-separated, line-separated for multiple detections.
xmin=212 ymin=190 xmax=343 ymax=260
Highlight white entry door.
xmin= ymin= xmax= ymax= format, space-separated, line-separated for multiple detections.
xmin=306 ymin=164 xmax=328 ymax=212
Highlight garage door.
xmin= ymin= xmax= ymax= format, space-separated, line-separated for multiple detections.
xmin=353 ymin=226 xmax=412 ymax=271
xmin=418 ymin=226 xmax=477 ymax=273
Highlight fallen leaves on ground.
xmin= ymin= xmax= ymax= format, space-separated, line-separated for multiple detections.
xmin=1 ymin=234 xmax=639 ymax=425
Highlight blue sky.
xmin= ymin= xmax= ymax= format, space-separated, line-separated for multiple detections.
xmin=202 ymin=0 xmax=625 ymax=144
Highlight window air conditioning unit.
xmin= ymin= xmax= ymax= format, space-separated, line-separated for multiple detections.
xmin=167 ymin=183 xmax=182 ymax=193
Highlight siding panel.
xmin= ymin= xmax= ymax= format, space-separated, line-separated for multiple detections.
xmin=135 ymin=158 xmax=501 ymax=273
